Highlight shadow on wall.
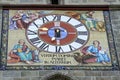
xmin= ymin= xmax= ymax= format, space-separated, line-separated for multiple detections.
xmin=43 ymin=73 xmax=73 ymax=80
xmin=51 ymin=0 xmax=59 ymax=4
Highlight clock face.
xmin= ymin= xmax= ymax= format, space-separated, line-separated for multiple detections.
xmin=26 ymin=14 xmax=89 ymax=53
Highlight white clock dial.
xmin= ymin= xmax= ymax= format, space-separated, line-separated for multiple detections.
xmin=26 ymin=14 xmax=89 ymax=53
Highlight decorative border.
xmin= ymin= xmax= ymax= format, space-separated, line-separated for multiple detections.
xmin=0 ymin=6 xmax=119 ymax=70
xmin=0 ymin=10 xmax=9 ymax=70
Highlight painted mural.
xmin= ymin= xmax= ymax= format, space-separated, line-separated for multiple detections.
xmin=0 ymin=9 xmax=119 ymax=70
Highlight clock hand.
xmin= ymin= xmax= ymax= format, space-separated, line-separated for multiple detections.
xmin=55 ymin=28 xmax=61 ymax=37
xmin=39 ymin=27 xmax=48 ymax=35
xmin=68 ymin=32 xmax=76 ymax=34
xmin=51 ymin=37 xmax=56 ymax=41
xmin=51 ymin=37 xmax=60 ymax=45
xmin=39 ymin=27 xmax=48 ymax=31
xmin=39 ymin=31 xmax=47 ymax=34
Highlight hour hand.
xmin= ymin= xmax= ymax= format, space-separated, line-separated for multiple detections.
xmin=51 ymin=37 xmax=56 ymax=41
xmin=39 ymin=27 xmax=48 ymax=35
xmin=39 ymin=27 xmax=48 ymax=31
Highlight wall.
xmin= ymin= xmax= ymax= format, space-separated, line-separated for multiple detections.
xmin=0 ymin=0 xmax=120 ymax=5
xmin=0 ymin=0 xmax=120 ymax=80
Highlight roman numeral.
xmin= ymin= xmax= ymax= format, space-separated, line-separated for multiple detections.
xmin=78 ymin=31 xmax=88 ymax=35
xmin=75 ymin=38 xmax=85 ymax=44
xmin=69 ymin=45 xmax=76 ymax=51
xmin=53 ymin=15 xmax=61 ymax=21
xmin=30 ymin=37 xmax=40 ymax=44
xmin=74 ymin=23 xmax=83 ymax=28
xmin=33 ymin=22 xmax=39 ymax=28
xmin=39 ymin=42 xmax=49 ymax=51
xmin=56 ymin=46 xmax=64 ymax=53
xmin=67 ymin=17 xmax=72 ymax=22
xmin=42 ymin=17 xmax=49 ymax=23
xmin=27 ymin=30 xmax=37 ymax=35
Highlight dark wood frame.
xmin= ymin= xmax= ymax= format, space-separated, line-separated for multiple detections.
xmin=2 ymin=5 xmax=109 ymax=10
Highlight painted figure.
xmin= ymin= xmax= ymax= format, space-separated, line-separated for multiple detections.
xmin=9 ymin=17 xmax=18 ymax=30
xmin=80 ymin=11 xmax=97 ymax=31
xmin=12 ymin=39 xmax=33 ymax=64
xmin=23 ymin=11 xmax=39 ymax=24
xmin=86 ymin=40 xmax=110 ymax=64
xmin=33 ymin=50 xmax=41 ymax=62
xmin=11 ymin=10 xmax=25 ymax=29
xmin=9 ymin=10 xmax=39 ymax=30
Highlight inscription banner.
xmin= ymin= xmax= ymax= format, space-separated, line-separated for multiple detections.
xmin=0 ymin=6 xmax=119 ymax=70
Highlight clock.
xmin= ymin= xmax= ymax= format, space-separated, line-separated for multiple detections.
xmin=2 ymin=6 xmax=118 ymax=70
xmin=26 ymin=14 xmax=89 ymax=53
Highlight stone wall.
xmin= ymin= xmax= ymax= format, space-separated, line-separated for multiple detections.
xmin=0 ymin=0 xmax=120 ymax=5
xmin=110 ymin=9 xmax=120 ymax=65
xmin=0 ymin=0 xmax=50 ymax=4
xmin=0 ymin=70 xmax=120 ymax=80
xmin=62 ymin=0 xmax=120 ymax=5
xmin=0 ymin=7 xmax=2 ymax=52
xmin=0 ymin=0 xmax=120 ymax=80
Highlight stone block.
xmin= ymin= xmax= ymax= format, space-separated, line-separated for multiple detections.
xmin=111 ymin=76 xmax=120 ymax=80
xmin=115 ymin=38 xmax=120 ymax=43
xmin=39 ymin=70 xmax=55 ymax=76
xmin=72 ymin=76 xmax=92 ymax=80
xmin=101 ymin=71 xmax=120 ymax=76
xmin=19 ymin=0 xmax=48 ymax=4
xmin=0 ymin=72 xmax=3 ymax=80
xmin=110 ymin=11 xmax=119 ymax=17
xmin=112 ymin=29 xmax=120 ymax=36
xmin=111 ymin=20 xmax=120 ymax=25
xmin=111 ymin=25 xmax=120 ymax=30
xmin=31 ymin=77 xmax=41 ymax=80
xmin=115 ymin=42 xmax=120 ymax=48
xmin=118 ymin=52 xmax=120 ymax=55
xmin=87 ymin=0 xmax=101 ymax=2
xmin=68 ymin=70 xmax=85 ymax=76
xmin=21 ymin=71 xmax=39 ymax=77
xmin=1 ymin=0 xmax=16 ymax=4
xmin=96 ymin=76 xmax=112 ymax=80
xmin=71 ymin=77 xmax=80 ymax=80
xmin=116 ymin=48 xmax=120 ymax=53
xmin=64 ymin=0 xmax=81 ymax=4
xmin=82 ymin=0 xmax=87 ymax=3
xmin=20 ymin=0 xmax=33 ymax=3
xmin=84 ymin=71 xmax=102 ymax=76
xmin=104 ymin=0 xmax=117 ymax=2
xmin=0 ymin=0 xmax=49 ymax=4
xmin=110 ymin=15 xmax=119 ymax=20
xmin=14 ymin=78 xmax=29 ymax=80
xmin=118 ymin=59 xmax=120 ymax=65
xmin=80 ymin=76 xmax=92 ymax=80
xmin=2 ymin=77 xmax=13 ymax=80
xmin=3 ymin=71 xmax=21 ymax=77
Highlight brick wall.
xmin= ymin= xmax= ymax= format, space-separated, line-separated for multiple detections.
xmin=0 ymin=0 xmax=120 ymax=80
